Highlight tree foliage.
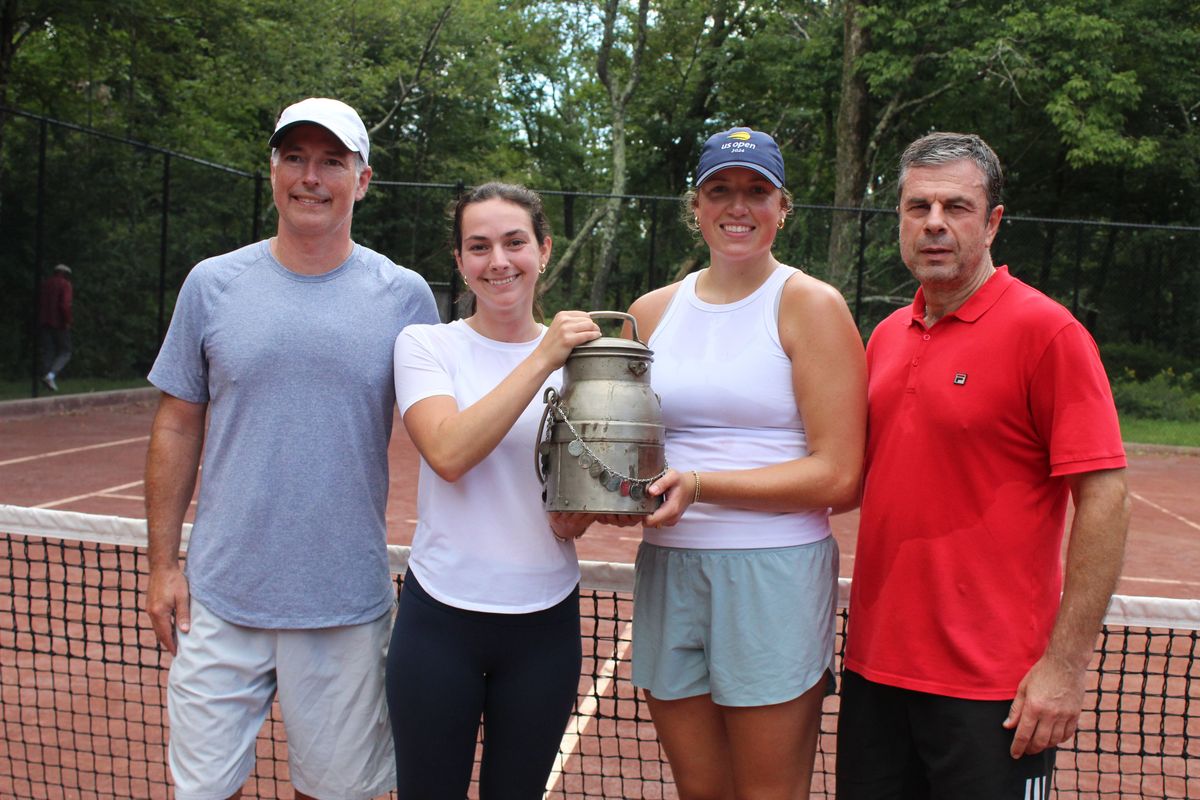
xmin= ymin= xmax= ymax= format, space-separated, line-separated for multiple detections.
xmin=2 ymin=0 xmax=1199 ymax=380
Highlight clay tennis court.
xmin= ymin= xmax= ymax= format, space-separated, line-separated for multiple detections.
xmin=2 ymin=390 xmax=1198 ymax=799
xmin=2 ymin=388 xmax=1199 ymax=598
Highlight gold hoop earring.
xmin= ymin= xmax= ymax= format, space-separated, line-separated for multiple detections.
xmin=777 ymin=217 xmax=786 ymax=230
xmin=538 ymin=262 xmax=547 ymax=274
xmin=461 ymin=273 xmax=470 ymax=289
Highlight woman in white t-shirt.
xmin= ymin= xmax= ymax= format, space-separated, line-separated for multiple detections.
xmin=386 ymin=182 xmax=630 ymax=798
xmin=624 ymin=128 xmax=868 ymax=799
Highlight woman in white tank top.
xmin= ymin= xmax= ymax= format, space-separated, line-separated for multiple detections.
xmin=625 ymin=129 xmax=868 ymax=799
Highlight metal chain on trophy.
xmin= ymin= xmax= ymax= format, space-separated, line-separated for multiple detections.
xmin=540 ymin=388 xmax=668 ymax=502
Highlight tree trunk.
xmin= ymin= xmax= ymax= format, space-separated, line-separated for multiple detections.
xmin=0 ymin=0 xmax=25 ymax=216
xmin=585 ymin=0 xmax=649 ymax=309
xmin=589 ymin=115 xmax=627 ymax=309
xmin=827 ymin=0 xmax=870 ymax=289
xmin=539 ymin=201 xmax=606 ymax=297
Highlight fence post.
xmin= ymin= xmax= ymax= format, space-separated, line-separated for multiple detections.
xmin=449 ymin=180 xmax=464 ymax=316
xmin=30 ymin=119 xmax=47 ymax=398
xmin=252 ymin=170 xmax=264 ymax=242
xmin=853 ymin=209 xmax=868 ymax=327
xmin=646 ymin=198 xmax=659 ymax=294
xmin=1072 ymin=225 xmax=1083 ymax=318
xmin=158 ymin=152 xmax=171 ymax=344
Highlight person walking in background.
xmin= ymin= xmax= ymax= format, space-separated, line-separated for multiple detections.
xmin=143 ymin=97 xmax=438 ymax=800
xmin=387 ymin=182 xmax=635 ymax=798
xmin=836 ymin=131 xmax=1131 ymax=799
xmin=38 ymin=263 xmax=73 ymax=391
xmin=624 ymin=127 xmax=868 ymax=799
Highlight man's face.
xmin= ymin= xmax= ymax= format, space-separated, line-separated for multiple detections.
xmin=898 ymin=159 xmax=1003 ymax=290
xmin=269 ymin=124 xmax=370 ymax=242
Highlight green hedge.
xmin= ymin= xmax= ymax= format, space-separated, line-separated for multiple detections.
xmin=1101 ymin=341 xmax=1200 ymax=383
xmin=1110 ymin=369 xmax=1200 ymax=421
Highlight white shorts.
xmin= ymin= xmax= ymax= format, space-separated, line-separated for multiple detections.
xmin=167 ymin=597 xmax=395 ymax=800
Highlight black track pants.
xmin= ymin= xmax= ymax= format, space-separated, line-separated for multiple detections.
xmin=386 ymin=571 xmax=582 ymax=799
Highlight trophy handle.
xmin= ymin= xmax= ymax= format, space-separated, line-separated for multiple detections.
xmin=534 ymin=387 xmax=558 ymax=485
xmin=588 ymin=311 xmax=643 ymax=345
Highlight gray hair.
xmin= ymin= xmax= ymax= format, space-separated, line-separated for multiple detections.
xmin=898 ymin=132 xmax=1004 ymax=212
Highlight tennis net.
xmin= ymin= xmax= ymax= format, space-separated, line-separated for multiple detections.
xmin=1 ymin=505 xmax=1197 ymax=799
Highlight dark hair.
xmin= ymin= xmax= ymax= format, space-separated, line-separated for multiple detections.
xmin=898 ymin=132 xmax=1004 ymax=213
xmin=449 ymin=182 xmax=552 ymax=254
xmin=448 ymin=181 xmax=551 ymax=319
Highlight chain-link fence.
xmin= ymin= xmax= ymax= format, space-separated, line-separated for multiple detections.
xmin=831 ymin=206 xmax=1200 ymax=367
xmin=3 ymin=108 xmax=1198 ymax=398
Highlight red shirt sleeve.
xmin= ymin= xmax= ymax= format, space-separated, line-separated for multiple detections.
xmin=1028 ymin=321 xmax=1126 ymax=477
xmin=61 ymin=280 xmax=73 ymax=328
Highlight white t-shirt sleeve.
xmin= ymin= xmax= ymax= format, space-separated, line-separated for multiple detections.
xmin=394 ymin=325 xmax=456 ymax=414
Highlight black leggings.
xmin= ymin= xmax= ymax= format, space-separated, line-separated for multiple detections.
xmin=386 ymin=571 xmax=582 ymax=799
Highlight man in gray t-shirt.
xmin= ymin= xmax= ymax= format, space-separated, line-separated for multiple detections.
xmin=143 ymin=97 xmax=438 ymax=800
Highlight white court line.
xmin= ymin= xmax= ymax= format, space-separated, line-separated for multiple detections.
xmin=1130 ymin=490 xmax=1200 ymax=533
xmin=0 ymin=436 xmax=149 ymax=468
xmin=34 ymin=480 xmax=145 ymax=509
xmin=1121 ymin=575 xmax=1200 ymax=588
xmin=545 ymin=620 xmax=634 ymax=797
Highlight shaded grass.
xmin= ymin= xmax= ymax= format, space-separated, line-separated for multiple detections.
xmin=1120 ymin=417 xmax=1200 ymax=449
xmin=0 ymin=376 xmax=152 ymax=402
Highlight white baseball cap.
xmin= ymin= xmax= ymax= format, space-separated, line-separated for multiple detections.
xmin=268 ymin=97 xmax=370 ymax=165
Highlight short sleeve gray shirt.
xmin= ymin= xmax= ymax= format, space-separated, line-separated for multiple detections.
xmin=149 ymin=240 xmax=439 ymax=628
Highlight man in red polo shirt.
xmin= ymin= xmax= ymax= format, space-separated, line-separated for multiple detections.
xmin=836 ymin=132 xmax=1130 ymax=799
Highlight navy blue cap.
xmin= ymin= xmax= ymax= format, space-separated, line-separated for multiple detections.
xmin=694 ymin=127 xmax=785 ymax=188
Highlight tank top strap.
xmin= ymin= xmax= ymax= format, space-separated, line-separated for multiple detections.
xmin=762 ymin=265 xmax=800 ymax=346
xmin=648 ymin=271 xmax=701 ymax=348
xmin=767 ymin=264 xmax=801 ymax=319
xmin=651 ymin=265 xmax=798 ymax=347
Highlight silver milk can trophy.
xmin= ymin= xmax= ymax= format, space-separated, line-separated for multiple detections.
xmin=536 ymin=312 xmax=666 ymax=514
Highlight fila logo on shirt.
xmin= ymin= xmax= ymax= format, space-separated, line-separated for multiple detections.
xmin=953 ymin=372 xmax=968 ymax=385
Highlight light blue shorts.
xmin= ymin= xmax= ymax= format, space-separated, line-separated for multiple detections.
xmin=167 ymin=597 xmax=395 ymax=800
xmin=632 ymin=538 xmax=838 ymax=707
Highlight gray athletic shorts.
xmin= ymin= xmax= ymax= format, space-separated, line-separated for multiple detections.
xmin=167 ymin=597 xmax=395 ymax=800
xmin=632 ymin=538 xmax=838 ymax=707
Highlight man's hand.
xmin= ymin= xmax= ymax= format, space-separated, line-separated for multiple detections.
xmin=1002 ymin=653 xmax=1087 ymax=757
xmin=146 ymin=566 xmax=191 ymax=655
xmin=1004 ymin=468 xmax=1129 ymax=758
